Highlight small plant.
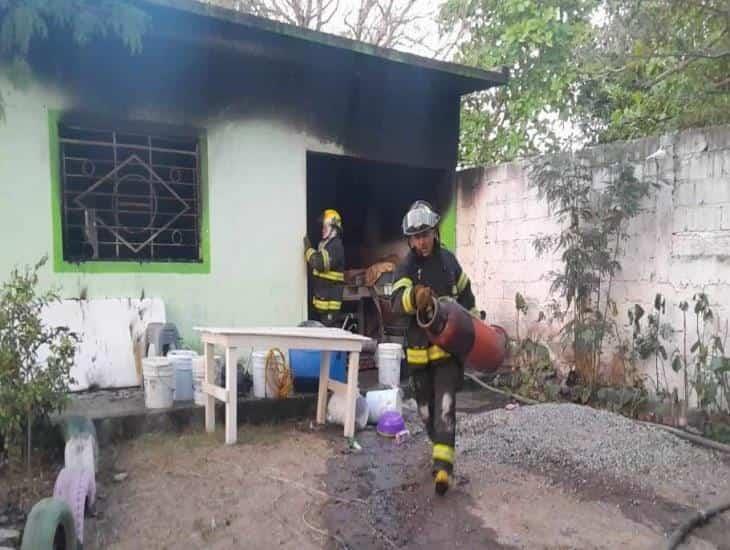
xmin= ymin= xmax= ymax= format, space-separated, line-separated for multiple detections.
xmin=531 ymin=150 xmax=657 ymax=388
xmin=629 ymin=294 xmax=674 ymax=396
xmin=689 ymin=293 xmax=715 ymax=409
xmin=671 ymin=300 xmax=691 ymax=420
xmin=509 ymin=293 xmax=555 ymax=401
xmin=663 ymin=293 xmax=730 ymax=422
xmin=0 ymin=256 xmax=77 ymax=469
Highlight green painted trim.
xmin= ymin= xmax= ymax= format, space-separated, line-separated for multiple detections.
xmin=48 ymin=111 xmax=212 ymax=274
xmin=49 ymin=109 xmax=65 ymax=272
xmin=198 ymin=134 xmax=212 ymax=273
xmin=440 ymin=194 xmax=457 ymax=252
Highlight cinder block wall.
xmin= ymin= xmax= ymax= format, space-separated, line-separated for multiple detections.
xmin=456 ymin=125 xmax=730 ymax=395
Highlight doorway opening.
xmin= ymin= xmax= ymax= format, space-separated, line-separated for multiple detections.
xmin=306 ymin=151 xmax=453 ymax=339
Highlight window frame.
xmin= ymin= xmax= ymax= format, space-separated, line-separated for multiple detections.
xmin=49 ymin=110 xmax=211 ymax=274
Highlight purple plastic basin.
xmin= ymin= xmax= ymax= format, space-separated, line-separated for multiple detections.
xmin=377 ymin=411 xmax=406 ymax=437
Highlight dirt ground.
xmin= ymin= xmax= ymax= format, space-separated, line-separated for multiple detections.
xmin=0 ymin=461 xmax=60 ymax=544
xmin=86 ymin=401 xmax=730 ymax=549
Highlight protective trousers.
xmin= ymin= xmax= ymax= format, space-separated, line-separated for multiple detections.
xmin=410 ymin=358 xmax=461 ymax=474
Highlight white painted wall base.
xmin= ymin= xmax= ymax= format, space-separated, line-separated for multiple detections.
xmin=41 ymin=298 xmax=166 ymax=391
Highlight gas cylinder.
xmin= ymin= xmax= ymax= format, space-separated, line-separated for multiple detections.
xmin=417 ymin=298 xmax=508 ymax=372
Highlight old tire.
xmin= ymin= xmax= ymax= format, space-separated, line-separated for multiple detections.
xmin=53 ymin=467 xmax=96 ymax=545
xmin=21 ymin=497 xmax=77 ymax=550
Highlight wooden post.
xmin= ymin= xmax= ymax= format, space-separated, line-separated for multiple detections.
xmin=316 ymin=351 xmax=331 ymax=424
xmin=225 ymin=346 xmax=238 ymax=445
xmin=204 ymin=341 xmax=215 ymax=433
xmin=343 ymin=351 xmax=360 ymax=438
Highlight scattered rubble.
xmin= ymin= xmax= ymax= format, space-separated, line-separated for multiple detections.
xmin=112 ymin=472 xmax=128 ymax=483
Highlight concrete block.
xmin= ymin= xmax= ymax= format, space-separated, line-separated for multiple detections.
xmin=504 ymin=200 xmax=525 ymax=221
xmin=500 ymin=240 xmax=516 ymax=260
xmin=482 ymin=280 xmax=506 ymax=300
xmin=673 ymin=206 xmax=722 ymax=232
xmin=481 ymin=298 xmax=508 ymax=318
xmin=485 ymin=222 xmax=500 ymax=243
xmin=681 ymin=155 xmax=714 ymax=181
xmin=710 ymin=150 xmax=729 ymax=178
xmin=495 ymin=261 xmax=524 ymax=283
xmin=485 ymin=203 xmax=506 ymax=223
xmin=501 ymin=222 xmax=520 ymax=244
xmin=694 ymin=179 xmax=730 ymax=205
xmin=524 ymin=199 xmax=549 ymax=220
xmin=482 ymin=181 xmax=501 ymax=205
xmin=672 ymin=232 xmax=730 ymax=258
xmin=457 ymin=246 xmax=475 ymax=267
xmin=456 ymin=224 xmax=476 ymax=247
xmin=704 ymin=126 xmax=730 ymax=152
xmin=676 ymin=130 xmax=709 ymax=156
xmin=722 ymin=207 xmax=730 ymax=230
xmin=512 ymin=240 xmax=528 ymax=262
xmin=502 ymin=282 xmax=528 ymax=303
xmin=503 ymin=161 xmax=527 ymax=183
xmin=674 ymin=182 xmax=695 ymax=207
xmin=526 ymin=219 xmax=548 ymax=240
xmin=500 ymin=181 xmax=522 ymax=203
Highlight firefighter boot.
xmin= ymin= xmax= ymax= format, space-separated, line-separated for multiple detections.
xmin=434 ymin=469 xmax=450 ymax=496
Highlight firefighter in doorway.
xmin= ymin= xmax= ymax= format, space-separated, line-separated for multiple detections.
xmin=304 ymin=209 xmax=345 ymax=327
xmin=390 ymin=200 xmax=477 ymax=495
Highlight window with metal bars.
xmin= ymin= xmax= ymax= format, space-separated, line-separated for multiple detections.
xmin=59 ymin=119 xmax=202 ymax=263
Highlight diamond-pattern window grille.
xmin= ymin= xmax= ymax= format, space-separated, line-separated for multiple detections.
xmin=59 ymin=121 xmax=202 ymax=263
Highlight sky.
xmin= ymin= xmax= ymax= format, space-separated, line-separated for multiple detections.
xmin=321 ymin=0 xmax=449 ymax=58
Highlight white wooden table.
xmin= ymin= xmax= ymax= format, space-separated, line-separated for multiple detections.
xmin=194 ymin=327 xmax=372 ymax=444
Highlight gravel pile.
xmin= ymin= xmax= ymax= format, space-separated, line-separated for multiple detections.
xmin=457 ymin=403 xmax=726 ymax=488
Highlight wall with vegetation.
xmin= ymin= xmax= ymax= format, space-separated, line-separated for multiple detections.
xmin=456 ymin=125 xmax=730 ymax=397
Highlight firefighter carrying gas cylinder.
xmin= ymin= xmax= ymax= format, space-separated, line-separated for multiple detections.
xmin=304 ymin=209 xmax=345 ymax=327
xmin=391 ymin=200 xmax=478 ymax=495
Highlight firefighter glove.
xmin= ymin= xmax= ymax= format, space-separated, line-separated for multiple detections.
xmin=303 ymin=235 xmax=312 ymax=250
xmin=414 ymin=285 xmax=434 ymax=313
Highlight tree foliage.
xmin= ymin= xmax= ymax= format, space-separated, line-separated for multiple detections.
xmin=581 ymin=0 xmax=730 ymax=143
xmin=440 ymin=0 xmax=598 ymax=166
xmin=0 ymin=0 xmax=148 ymax=119
xmin=441 ymin=0 xmax=730 ymax=165
xmin=0 ymin=256 xmax=77 ymax=465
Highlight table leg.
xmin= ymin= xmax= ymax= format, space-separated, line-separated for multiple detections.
xmin=344 ymin=351 xmax=360 ymax=438
xmin=316 ymin=351 xmax=331 ymax=424
xmin=204 ymin=342 xmax=215 ymax=433
xmin=225 ymin=346 xmax=238 ymax=445
xmin=358 ymin=299 xmax=365 ymax=335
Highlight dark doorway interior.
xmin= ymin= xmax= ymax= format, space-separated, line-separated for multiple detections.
xmin=306 ymin=152 xmax=451 ymax=269
xmin=306 ymin=152 xmax=453 ymax=333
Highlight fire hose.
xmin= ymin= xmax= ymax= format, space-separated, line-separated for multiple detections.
xmin=666 ymin=500 xmax=730 ymax=549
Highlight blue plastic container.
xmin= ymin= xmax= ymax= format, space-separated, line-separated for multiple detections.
xmin=289 ymin=350 xmax=347 ymax=392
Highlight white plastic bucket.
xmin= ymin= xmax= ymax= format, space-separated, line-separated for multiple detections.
xmin=326 ymin=392 xmax=369 ymax=431
xmin=168 ymin=350 xmax=195 ymax=401
xmin=366 ymin=388 xmax=403 ymax=424
xmin=142 ymin=357 xmax=175 ymax=409
xmin=192 ymin=355 xmax=205 ymax=406
xmin=377 ymin=343 xmax=403 ymax=388
xmin=252 ymin=350 xmax=268 ymax=398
